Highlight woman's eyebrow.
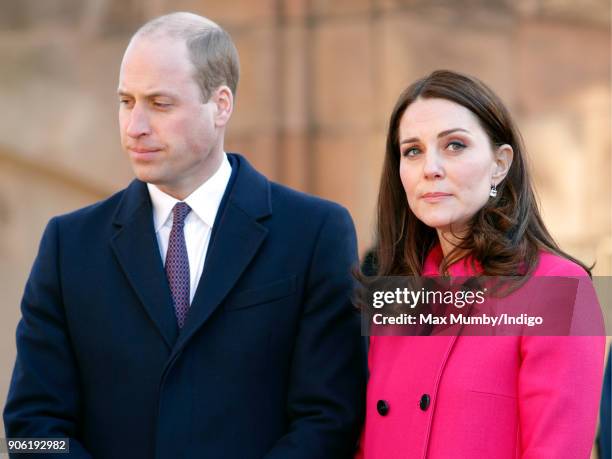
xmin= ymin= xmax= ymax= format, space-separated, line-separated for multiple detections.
xmin=400 ymin=128 xmax=471 ymax=145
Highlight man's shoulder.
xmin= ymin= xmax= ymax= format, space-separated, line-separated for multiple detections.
xmin=269 ymin=180 xmax=349 ymax=219
xmin=53 ymin=180 xmax=140 ymax=227
xmin=230 ymin=153 xmax=352 ymax=223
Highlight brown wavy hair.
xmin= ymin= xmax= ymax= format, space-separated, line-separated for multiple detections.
xmin=375 ymin=70 xmax=591 ymax=277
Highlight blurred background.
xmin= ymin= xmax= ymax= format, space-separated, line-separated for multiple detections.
xmin=0 ymin=0 xmax=610 ymax=454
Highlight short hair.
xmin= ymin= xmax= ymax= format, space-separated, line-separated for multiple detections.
xmin=134 ymin=12 xmax=240 ymax=101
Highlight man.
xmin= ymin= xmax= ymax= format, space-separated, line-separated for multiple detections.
xmin=4 ymin=12 xmax=365 ymax=459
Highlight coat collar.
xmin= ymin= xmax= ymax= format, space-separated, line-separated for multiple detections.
xmin=422 ymin=243 xmax=482 ymax=277
xmin=110 ymin=180 xmax=179 ymax=348
xmin=110 ymin=153 xmax=272 ymax=351
xmin=172 ymin=153 xmax=271 ymax=355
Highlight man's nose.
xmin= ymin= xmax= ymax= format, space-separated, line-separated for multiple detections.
xmin=126 ymin=104 xmax=151 ymax=138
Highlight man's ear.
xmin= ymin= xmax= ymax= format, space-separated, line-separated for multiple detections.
xmin=492 ymin=144 xmax=514 ymax=184
xmin=210 ymin=85 xmax=233 ymax=127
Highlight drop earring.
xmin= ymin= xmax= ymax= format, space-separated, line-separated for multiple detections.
xmin=489 ymin=183 xmax=497 ymax=197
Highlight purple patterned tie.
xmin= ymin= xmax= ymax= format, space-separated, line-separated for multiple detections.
xmin=165 ymin=202 xmax=191 ymax=328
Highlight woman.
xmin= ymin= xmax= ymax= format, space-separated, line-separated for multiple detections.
xmin=356 ymin=70 xmax=605 ymax=458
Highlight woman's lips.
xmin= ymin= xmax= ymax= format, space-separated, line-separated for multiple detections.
xmin=421 ymin=192 xmax=452 ymax=202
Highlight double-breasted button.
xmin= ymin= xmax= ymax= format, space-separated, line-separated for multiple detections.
xmin=419 ymin=394 xmax=430 ymax=411
xmin=377 ymin=399 xmax=389 ymax=416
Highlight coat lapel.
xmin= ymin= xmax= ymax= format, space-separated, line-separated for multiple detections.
xmin=110 ymin=180 xmax=179 ymax=349
xmin=172 ymin=154 xmax=272 ymax=354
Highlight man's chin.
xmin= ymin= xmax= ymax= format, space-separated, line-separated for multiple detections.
xmin=131 ymin=168 xmax=163 ymax=185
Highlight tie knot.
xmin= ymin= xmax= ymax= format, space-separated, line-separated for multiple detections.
xmin=172 ymin=202 xmax=191 ymax=226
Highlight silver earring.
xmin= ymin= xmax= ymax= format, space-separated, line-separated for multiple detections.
xmin=489 ymin=183 xmax=497 ymax=197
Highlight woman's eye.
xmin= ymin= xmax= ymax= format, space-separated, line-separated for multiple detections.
xmin=402 ymin=147 xmax=421 ymax=157
xmin=447 ymin=141 xmax=466 ymax=151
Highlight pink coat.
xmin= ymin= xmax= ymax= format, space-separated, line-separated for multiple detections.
xmin=356 ymin=247 xmax=605 ymax=458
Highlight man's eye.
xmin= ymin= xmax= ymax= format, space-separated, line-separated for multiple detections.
xmin=153 ymin=101 xmax=171 ymax=108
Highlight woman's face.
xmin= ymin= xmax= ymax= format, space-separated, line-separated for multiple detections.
xmin=398 ymin=97 xmax=511 ymax=240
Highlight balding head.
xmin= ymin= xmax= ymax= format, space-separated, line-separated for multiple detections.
xmin=128 ymin=12 xmax=239 ymax=101
xmin=135 ymin=12 xmax=219 ymax=38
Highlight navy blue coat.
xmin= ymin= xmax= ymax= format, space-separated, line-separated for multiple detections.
xmin=4 ymin=154 xmax=366 ymax=458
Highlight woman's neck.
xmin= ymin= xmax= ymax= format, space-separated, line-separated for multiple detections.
xmin=436 ymin=228 xmax=465 ymax=258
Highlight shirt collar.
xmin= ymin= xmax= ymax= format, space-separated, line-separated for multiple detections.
xmin=147 ymin=153 xmax=232 ymax=232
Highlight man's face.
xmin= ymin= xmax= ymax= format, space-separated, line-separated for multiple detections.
xmin=118 ymin=36 xmax=221 ymax=199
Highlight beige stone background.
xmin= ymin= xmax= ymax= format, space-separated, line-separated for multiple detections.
xmin=0 ymin=0 xmax=610 ymax=452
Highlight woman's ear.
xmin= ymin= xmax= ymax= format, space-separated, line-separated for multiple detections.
xmin=492 ymin=144 xmax=514 ymax=183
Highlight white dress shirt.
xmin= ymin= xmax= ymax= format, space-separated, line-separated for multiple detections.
xmin=147 ymin=154 xmax=232 ymax=303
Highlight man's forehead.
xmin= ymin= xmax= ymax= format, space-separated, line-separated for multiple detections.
xmin=118 ymin=36 xmax=198 ymax=96
xmin=120 ymin=36 xmax=192 ymax=75
xmin=123 ymin=34 xmax=186 ymax=60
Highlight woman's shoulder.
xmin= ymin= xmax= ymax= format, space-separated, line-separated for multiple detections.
xmin=533 ymin=250 xmax=589 ymax=277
